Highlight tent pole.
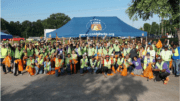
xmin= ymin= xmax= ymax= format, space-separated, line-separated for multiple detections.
xmin=146 ymin=36 xmax=147 ymax=42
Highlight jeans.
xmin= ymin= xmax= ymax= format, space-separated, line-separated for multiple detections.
xmin=80 ymin=67 xmax=92 ymax=74
xmin=66 ymin=64 xmax=71 ymax=75
xmin=127 ymin=66 xmax=132 ymax=73
xmin=35 ymin=66 xmax=44 ymax=75
xmin=94 ymin=67 xmax=98 ymax=73
xmin=164 ymin=61 xmax=170 ymax=68
xmin=173 ymin=59 xmax=180 ymax=75
xmin=114 ymin=64 xmax=119 ymax=70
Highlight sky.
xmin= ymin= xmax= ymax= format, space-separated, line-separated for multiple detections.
xmin=1 ymin=0 xmax=162 ymax=29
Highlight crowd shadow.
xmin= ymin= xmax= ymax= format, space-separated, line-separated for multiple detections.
xmin=2 ymin=73 xmax=148 ymax=101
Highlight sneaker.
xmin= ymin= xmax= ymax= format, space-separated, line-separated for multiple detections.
xmin=20 ymin=74 xmax=23 ymax=76
xmin=9 ymin=72 xmax=13 ymax=74
xmin=80 ymin=74 xmax=84 ymax=76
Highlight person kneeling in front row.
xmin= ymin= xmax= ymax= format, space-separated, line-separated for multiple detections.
xmin=152 ymin=56 xmax=170 ymax=84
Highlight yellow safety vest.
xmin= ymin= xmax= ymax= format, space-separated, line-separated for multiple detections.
xmin=174 ymin=48 xmax=179 ymax=56
xmin=104 ymin=59 xmax=111 ymax=69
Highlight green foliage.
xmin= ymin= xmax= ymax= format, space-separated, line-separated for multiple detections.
xmin=126 ymin=0 xmax=179 ymax=29
xmin=1 ymin=13 xmax=71 ymax=38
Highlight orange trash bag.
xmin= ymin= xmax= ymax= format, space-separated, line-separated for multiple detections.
xmin=156 ymin=40 xmax=162 ymax=48
xmin=2 ymin=56 xmax=12 ymax=67
xmin=169 ymin=59 xmax=173 ymax=68
xmin=112 ymin=66 xmax=116 ymax=74
xmin=121 ymin=65 xmax=127 ymax=76
xmin=143 ymin=63 xmax=154 ymax=79
xmin=47 ymin=70 xmax=56 ymax=75
xmin=26 ymin=66 xmax=35 ymax=76
xmin=15 ymin=59 xmax=23 ymax=71
xmin=117 ymin=65 xmax=122 ymax=72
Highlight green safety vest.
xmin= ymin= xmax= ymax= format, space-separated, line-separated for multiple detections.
xmin=8 ymin=48 xmax=14 ymax=57
xmin=98 ymin=48 xmax=103 ymax=54
xmin=67 ymin=47 xmax=71 ymax=54
xmin=123 ymin=48 xmax=130 ymax=56
xmin=77 ymin=47 xmax=82 ymax=56
xmin=37 ymin=58 xmax=44 ymax=65
xmin=81 ymin=58 xmax=88 ymax=68
xmin=124 ymin=58 xmax=131 ymax=68
xmin=161 ymin=50 xmax=172 ymax=61
xmin=104 ymin=59 xmax=111 ymax=69
xmin=65 ymin=57 xmax=71 ymax=65
xmin=157 ymin=48 xmax=161 ymax=55
xmin=88 ymin=48 xmax=94 ymax=56
xmin=1 ymin=48 xmax=8 ymax=58
xmin=156 ymin=61 xmax=166 ymax=73
xmin=152 ymin=44 xmax=156 ymax=50
xmin=50 ymin=49 xmax=55 ymax=55
xmin=113 ymin=44 xmax=120 ymax=52
xmin=143 ymin=57 xmax=153 ymax=69
xmin=174 ymin=48 xmax=179 ymax=56
xmin=27 ymin=48 xmax=34 ymax=57
xmin=27 ymin=59 xmax=34 ymax=68
xmin=109 ymin=47 xmax=114 ymax=55
xmin=83 ymin=47 xmax=87 ymax=54
xmin=15 ymin=48 xmax=23 ymax=59
xmin=117 ymin=58 xmax=124 ymax=65
xmin=90 ymin=59 xmax=97 ymax=67
xmin=72 ymin=54 xmax=77 ymax=59
xmin=96 ymin=61 xmax=101 ymax=67
xmin=55 ymin=58 xmax=63 ymax=67
xmin=44 ymin=61 xmax=51 ymax=70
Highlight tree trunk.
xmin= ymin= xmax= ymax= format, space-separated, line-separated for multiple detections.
xmin=177 ymin=29 xmax=180 ymax=45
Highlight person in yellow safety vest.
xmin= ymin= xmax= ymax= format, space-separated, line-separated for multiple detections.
xmin=1 ymin=44 xmax=8 ymax=74
xmin=147 ymin=46 xmax=155 ymax=59
xmin=65 ymin=53 xmax=72 ymax=75
xmin=44 ymin=57 xmax=51 ymax=74
xmin=88 ymin=56 xmax=97 ymax=74
xmin=80 ymin=54 xmax=88 ymax=76
xmin=139 ymin=46 xmax=146 ymax=58
xmin=115 ymin=54 xmax=124 ymax=72
xmin=75 ymin=44 xmax=82 ymax=72
xmin=101 ymin=55 xmax=113 ymax=75
xmin=55 ymin=54 xmax=64 ymax=77
xmin=88 ymin=44 xmax=95 ymax=59
xmin=122 ymin=44 xmax=131 ymax=57
xmin=26 ymin=55 xmax=35 ymax=76
xmin=172 ymin=43 xmax=180 ymax=77
xmin=14 ymin=45 xmax=24 ymax=76
xmin=113 ymin=40 xmax=121 ymax=55
xmin=35 ymin=54 xmax=44 ymax=75
xmin=160 ymin=45 xmax=172 ymax=68
xmin=152 ymin=56 xmax=170 ymax=84
xmin=143 ymin=52 xmax=155 ymax=70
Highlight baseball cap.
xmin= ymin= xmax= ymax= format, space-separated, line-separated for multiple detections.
xmin=157 ymin=56 xmax=161 ymax=60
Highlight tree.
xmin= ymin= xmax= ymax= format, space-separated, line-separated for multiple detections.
xmin=150 ymin=22 xmax=159 ymax=35
xmin=1 ymin=13 xmax=71 ymax=38
xmin=143 ymin=23 xmax=151 ymax=34
xmin=126 ymin=0 xmax=180 ymax=44
xmin=42 ymin=13 xmax=71 ymax=29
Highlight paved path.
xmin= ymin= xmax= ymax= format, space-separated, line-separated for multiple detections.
xmin=1 ymin=70 xmax=180 ymax=101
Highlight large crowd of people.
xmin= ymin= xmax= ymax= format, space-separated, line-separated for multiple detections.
xmin=1 ymin=35 xmax=180 ymax=85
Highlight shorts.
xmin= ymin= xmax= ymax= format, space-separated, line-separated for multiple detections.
xmin=133 ymin=68 xmax=142 ymax=75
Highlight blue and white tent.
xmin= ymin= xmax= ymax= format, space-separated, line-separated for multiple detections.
xmin=46 ymin=16 xmax=147 ymax=38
